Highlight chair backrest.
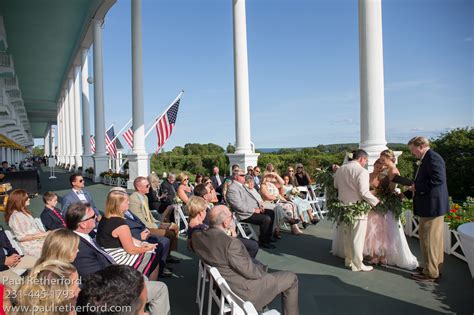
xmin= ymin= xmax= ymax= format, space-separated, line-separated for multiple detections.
xmin=4 ymin=229 xmax=24 ymax=256
xmin=35 ymin=218 xmax=46 ymax=232
xmin=208 ymin=267 xmax=259 ymax=315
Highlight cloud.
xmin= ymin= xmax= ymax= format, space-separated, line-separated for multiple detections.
xmin=464 ymin=37 xmax=473 ymax=42
xmin=331 ymin=118 xmax=356 ymax=125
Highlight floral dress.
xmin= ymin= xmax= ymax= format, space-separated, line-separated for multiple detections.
xmin=8 ymin=211 xmax=45 ymax=257
xmin=261 ymin=182 xmax=298 ymax=225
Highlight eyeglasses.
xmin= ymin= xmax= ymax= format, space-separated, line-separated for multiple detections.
xmin=81 ymin=213 xmax=96 ymax=222
xmin=78 ymin=179 xmax=84 ymax=183
xmin=206 ymin=181 xmax=212 ymax=185
xmin=183 ymin=178 xmax=189 ymax=181
xmin=254 ymin=170 xmax=260 ymax=173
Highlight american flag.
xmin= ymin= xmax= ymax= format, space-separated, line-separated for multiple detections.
xmin=105 ymin=126 xmax=118 ymax=158
xmin=123 ymin=127 xmax=133 ymax=149
xmin=90 ymin=135 xmax=96 ymax=153
xmin=155 ymin=98 xmax=180 ymax=151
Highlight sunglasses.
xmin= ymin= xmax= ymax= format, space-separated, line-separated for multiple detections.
xmin=145 ymin=184 xmax=150 ymax=188
xmin=183 ymin=178 xmax=189 ymax=181
xmin=288 ymin=170 xmax=294 ymax=172
xmin=81 ymin=213 xmax=97 ymax=222
xmin=254 ymin=170 xmax=260 ymax=173
xmin=238 ymin=174 xmax=245 ymax=177
xmin=78 ymin=179 xmax=84 ymax=183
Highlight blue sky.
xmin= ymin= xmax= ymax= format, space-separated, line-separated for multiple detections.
xmin=84 ymin=0 xmax=472 ymax=152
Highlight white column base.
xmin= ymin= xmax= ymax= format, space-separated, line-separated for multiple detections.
xmin=93 ymin=155 xmax=109 ymax=183
xmin=127 ymin=153 xmax=150 ymax=189
xmin=74 ymin=155 xmax=83 ymax=171
xmin=82 ymin=154 xmax=94 ymax=173
xmin=226 ymin=152 xmax=260 ymax=176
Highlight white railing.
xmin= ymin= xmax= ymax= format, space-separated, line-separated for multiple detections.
xmin=0 ymin=53 xmax=11 ymax=67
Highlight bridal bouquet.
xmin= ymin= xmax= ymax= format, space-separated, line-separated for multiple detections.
xmin=173 ymin=196 xmax=183 ymax=205
xmin=290 ymin=187 xmax=300 ymax=196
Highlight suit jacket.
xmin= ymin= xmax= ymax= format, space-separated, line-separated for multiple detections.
xmin=413 ymin=149 xmax=449 ymax=217
xmin=124 ymin=210 xmax=148 ymax=240
xmin=334 ymin=161 xmax=379 ymax=217
xmin=61 ymin=189 xmax=99 ymax=216
xmin=40 ymin=207 xmax=66 ymax=231
xmin=226 ymin=181 xmax=259 ymax=220
xmin=129 ymin=192 xmax=158 ymax=230
xmin=211 ymin=174 xmax=224 ymax=192
xmin=0 ymin=229 xmax=19 ymax=271
xmin=73 ymin=236 xmax=113 ymax=278
xmin=159 ymin=180 xmax=179 ymax=205
xmin=193 ymin=228 xmax=288 ymax=310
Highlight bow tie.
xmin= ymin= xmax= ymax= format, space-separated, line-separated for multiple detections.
xmin=76 ymin=190 xmax=84 ymax=195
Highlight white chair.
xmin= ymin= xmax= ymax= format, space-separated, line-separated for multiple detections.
xmin=207 ymin=266 xmax=280 ymax=315
xmin=196 ymin=259 xmax=208 ymax=315
xmin=4 ymin=230 xmax=24 ymax=256
xmin=298 ymin=186 xmax=325 ymax=219
xmin=235 ymin=217 xmax=258 ymax=241
xmin=174 ymin=204 xmax=189 ymax=235
xmin=35 ymin=218 xmax=46 ymax=232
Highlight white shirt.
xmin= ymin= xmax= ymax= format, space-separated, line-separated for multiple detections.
xmin=73 ymin=189 xmax=87 ymax=202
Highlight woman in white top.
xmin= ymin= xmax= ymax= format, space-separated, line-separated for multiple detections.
xmin=5 ymin=189 xmax=49 ymax=257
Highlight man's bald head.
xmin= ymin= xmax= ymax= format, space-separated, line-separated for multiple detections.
xmin=208 ymin=205 xmax=231 ymax=228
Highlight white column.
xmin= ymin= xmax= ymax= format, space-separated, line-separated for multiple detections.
xmin=73 ymin=65 xmax=83 ymax=169
xmin=127 ymin=0 xmax=149 ymax=189
xmin=227 ymin=0 xmax=259 ymax=172
xmin=63 ymin=88 xmax=72 ymax=167
xmin=60 ymin=97 xmax=66 ymax=165
xmin=92 ymin=19 xmax=109 ymax=182
xmin=5 ymin=148 xmax=11 ymax=164
xmin=44 ymin=129 xmax=50 ymax=157
xmin=68 ymin=78 xmax=76 ymax=170
xmin=81 ymin=48 xmax=93 ymax=171
xmin=56 ymin=105 xmax=61 ymax=163
xmin=50 ymin=125 xmax=55 ymax=158
xmin=358 ymin=0 xmax=388 ymax=169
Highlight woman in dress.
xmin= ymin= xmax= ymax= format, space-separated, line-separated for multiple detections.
xmin=282 ymin=175 xmax=319 ymax=228
xmin=5 ymin=189 xmax=49 ymax=257
xmin=260 ymin=173 xmax=303 ymax=235
xmin=176 ymin=172 xmax=193 ymax=205
xmin=377 ymin=149 xmax=419 ymax=270
xmin=364 ymin=159 xmax=389 ymax=264
xmin=97 ymin=190 xmax=160 ymax=280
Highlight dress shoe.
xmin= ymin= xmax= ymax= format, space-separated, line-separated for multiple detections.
xmin=311 ymin=219 xmax=320 ymax=225
xmin=352 ymin=265 xmax=373 ymax=272
xmin=160 ymin=268 xmax=173 ymax=278
xmin=260 ymin=243 xmax=276 ymax=249
xmin=302 ymin=222 xmax=309 ymax=229
xmin=166 ymin=257 xmax=181 ymax=264
xmin=412 ymin=273 xmax=438 ymax=282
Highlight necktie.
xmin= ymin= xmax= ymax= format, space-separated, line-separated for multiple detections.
xmin=51 ymin=208 xmax=66 ymax=227
xmin=91 ymin=238 xmax=116 ymax=264
xmin=216 ymin=176 xmax=221 ymax=186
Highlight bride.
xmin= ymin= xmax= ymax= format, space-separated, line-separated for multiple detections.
xmin=365 ymin=149 xmax=419 ymax=270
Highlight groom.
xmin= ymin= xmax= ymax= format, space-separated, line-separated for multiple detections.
xmin=334 ymin=149 xmax=379 ymax=272
xmin=407 ymin=136 xmax=449 ymax=282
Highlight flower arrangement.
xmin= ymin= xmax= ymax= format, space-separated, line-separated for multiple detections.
xmin=173 ymin=196 xmax=183 ymax=205
xmin=415 ymin=160 xmax=422 ymax=166
xmin=289 ymin=187 xmax=300 ymax=196
xmin=85 ymin=167 xmax=94 ymax=174
xmin=445 ymin=197 xmax=474 ymax=231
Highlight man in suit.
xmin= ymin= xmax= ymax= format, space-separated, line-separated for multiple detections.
xmin=226 ymin=168 xmax=275 ymax=249
xmin=408 ymin=136 xmax=449 ymax=282
xmin=211 ymin=166 xmax=224 ymax=200
xmin=61 ymin=173 xmax=101 ymax=218
xmin=129 ymin=176 xmax=180 ymax=263
xmin=192 ymin=205 xmax=299 ymax=314
xmin=0 ymin=228 xmax=37 ymax=289
xmin=253 ymin=166 xmax=262 ymax=191
xmin=65 ymin=202 xmax=171 ymax=315
xmin=334 ymin=149 xmax=379 ymax=272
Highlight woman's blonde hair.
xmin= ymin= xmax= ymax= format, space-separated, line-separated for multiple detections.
xmin=187 ymin=196 xmax=208 ymax=219
xmin=16 ymin=259 xmax=78 ymax=315
xmin=37 ymin=229 xmax=80 ymax=266
xmin=380 ymin=149 xmax=396 ymax=163
xmin=177 ymin=172 xmax=188 ymax=183
xmin=148 ymin=173 xmax=160 ymax=191
xmin=105 ymin=190 xmax=128 ymax=218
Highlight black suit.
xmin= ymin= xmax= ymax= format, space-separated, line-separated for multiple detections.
xmin=0 ymin=229 xmax=18 ymax=272
xmin=211 ymin=174 xmax=224 ymax=192
xmin=413 ymin=149 xmax=450 ymax=217
xmin=40 ymin=207 xmax=66 ymax=231
xmin=73 ymin=236 xmax=113 ymax=278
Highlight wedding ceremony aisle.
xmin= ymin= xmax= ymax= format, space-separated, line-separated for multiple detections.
xmin=4 ymin=166 xmax=472 ymax=315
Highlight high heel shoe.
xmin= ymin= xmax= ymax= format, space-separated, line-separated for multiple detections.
xmin=302 ymin=222 xmax=309 ymax=229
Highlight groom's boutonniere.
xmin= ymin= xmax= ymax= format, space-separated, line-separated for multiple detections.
xmin=416 ymin=160 xmax=422 ymax=166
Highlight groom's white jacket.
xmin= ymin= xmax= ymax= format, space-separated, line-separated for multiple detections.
xmin=334 ymin=161 xmax=379 ymax=217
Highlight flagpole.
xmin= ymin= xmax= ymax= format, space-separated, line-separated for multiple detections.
xmin=110 ymin=118 xmax=132 ymax=144
xmin=144 ymin=90 xmax=184 ymax=139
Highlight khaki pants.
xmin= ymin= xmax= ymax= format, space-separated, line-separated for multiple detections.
xmin=0 ymin=255 xmax=37 ymax=289
xmin=343 ymin=219 xmax=368 ymax=271
xmin=419 ymin=216 xmax=444 ymax=278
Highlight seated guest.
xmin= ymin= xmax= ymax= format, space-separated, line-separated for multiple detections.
xmin=40 ymin=191 xmax=66 ymax=230
xmin=253 ymin=166 xmax=262 ymax=191
xmin=194 ymin=173 xmax=204 ymax=188
xmin=130 ymin=176 xmax=179 ymax=260
xmin=282 ymin=175 xmax=319 ymax=228
xmin=65 ymin=202 xmax=171 ymax=315
xmin=0 ymin=228 xmax=37 ymax=289
xmin=5 ymin=189 xmax=49 ymax=257
xmin=0 ymin=161 xmax=9 ymax=173
xmin=188 ymin=198 xmax=259 ymax=259
xmin=260 ymin=173 xmax=303 ymax=236
xmin=61 ymin=173 xmax=101 ymax=218
xmin=15 ymin=260 xmax=80 ymax=313
xmin=36 ymin=228 xmax=80 ymax=265
xmin=176 ymin=172 xmax=193 ymax=206
xmin=226 ymin=169 xmax=276 ymax=249
xmin=210 ymin=166 xmax=224 ymax=197
xmin=159 ymin=173 xmax=179 ymax=210
xmin=192 ymin=206 xmax=299 ymax=314
xmin=77 ymin=265 xmax=150 ymax=315
xmin=147 ymin=173 xmax=174 ymax=222
xmin=110 ymin=187 xmax=172 ymax=277
xmin=96 ymin=190 xmax=160 ymax=281
xmin=202 ymin=176 xmax=219 ymax=204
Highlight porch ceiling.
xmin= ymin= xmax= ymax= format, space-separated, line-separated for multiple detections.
xmin=0 ymin=0 xmax=101 ymax=138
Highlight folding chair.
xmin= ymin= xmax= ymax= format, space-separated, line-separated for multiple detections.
xmin=174 ymin=204 xmax=189 ymax=235
xmin=298 ymin=186 xmax=325 ymax=219
xmin=196 ymin=259 xmax=208 ymax=315
xmin=35 ymin=218 xmax=46 ymax=232
xmin=235 ymin=217 xmax=258 ymax=241
xmin=4 ymin=229 xmax=24 ymax=256
xmin=208 ymin=266 xmax=280 ymax=315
